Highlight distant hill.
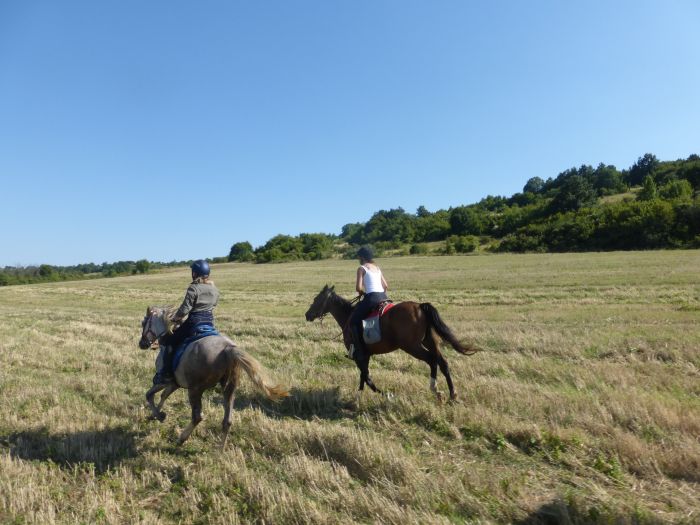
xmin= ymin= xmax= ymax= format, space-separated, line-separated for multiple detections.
xmin=234 ymin=153 xmax=700 ymax=262
xmin=3 ymin=153 xmax=699 ymax=286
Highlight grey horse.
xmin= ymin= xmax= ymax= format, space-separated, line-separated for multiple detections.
xmin=138 ymin=306 xmax=288 ymax=446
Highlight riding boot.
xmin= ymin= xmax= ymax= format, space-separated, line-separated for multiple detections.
xmin=348 ymin=326 xmax=367 ymax=362
xmin=153 ymin=345 xmax=175 ymax=385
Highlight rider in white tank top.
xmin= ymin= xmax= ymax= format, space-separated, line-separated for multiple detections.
xmin=362 ymin=265 xmax=385 ymax=294
xmin=347 ymin=246 xmax=389 ymax=360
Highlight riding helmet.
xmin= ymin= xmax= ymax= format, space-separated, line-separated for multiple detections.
xmin=357 ymin=245 xmax=374 ymax=261
xmin=190 ymin=259 xmax=211 ymax=278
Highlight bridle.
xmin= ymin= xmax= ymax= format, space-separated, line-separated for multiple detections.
xmin=311 ymin=291 xmax=360 ymax=340
xmin=140 ymin=310 xmax=167 ymax=349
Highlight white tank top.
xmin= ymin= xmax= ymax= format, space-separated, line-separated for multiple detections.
xmin=362 ymin=265 xmax=384 ymax=294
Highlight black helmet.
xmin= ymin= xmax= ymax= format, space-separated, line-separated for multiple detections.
xmin=357 ymin=245 xmax=374 ymax=261
xmin=190 ymin=259 xmax=210 ymax=278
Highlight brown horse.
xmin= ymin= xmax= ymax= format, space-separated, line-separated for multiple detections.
xmin=138 ymin=306 xmax=289 ymax=446
xmin=305 ymin=285 xmax=478 ymax=401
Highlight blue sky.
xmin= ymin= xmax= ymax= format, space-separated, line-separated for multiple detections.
xmin=1 ymin=1 xmax=698 ymax=266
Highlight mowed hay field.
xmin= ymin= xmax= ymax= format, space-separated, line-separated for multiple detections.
xmin=0 ymin=252 xmax=699 ymax=524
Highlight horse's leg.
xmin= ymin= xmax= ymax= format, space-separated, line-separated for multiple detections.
xmin=157 ymin=383 xmax=179 ymax=412
xmin=435 ymin=351 xmax=456 ymax=401
xmin=423 ymin=335 xmax=456 ymax=400
xmin=177 ymin=388 xmax=204 ymax=445
xmin=221 ymin=366 xmax=240 ymax=449
xmin=356 ymin=355 xmax=381 ymax=394
xmin=403 ymin=343 xmax=443 ymax=402
xmin=145 ymin=383 xmax=167 ymax=421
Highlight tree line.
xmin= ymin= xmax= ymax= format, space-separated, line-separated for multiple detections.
xmin=3 ymin=153 xmax=698 ymax=286
xmin=0 ymin=259 xmax=183 ymax=286
xmin=228 ymin=153 xmax=700 ymax=262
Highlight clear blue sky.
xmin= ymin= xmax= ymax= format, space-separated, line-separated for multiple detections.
xmin=1 ymin=1 xmax=698 ymax=266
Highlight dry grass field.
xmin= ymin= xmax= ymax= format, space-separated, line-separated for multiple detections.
xmin=0 ymin=251 xmax=699 ymax=524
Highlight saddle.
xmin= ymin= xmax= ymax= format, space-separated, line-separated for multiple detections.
xmin=171 ymin=324 xmax=220 ymax=372
xmin=358 ymin=301 xmax=395 ymax=345
xmin=364 ymin=301 xmax=395 ymax=321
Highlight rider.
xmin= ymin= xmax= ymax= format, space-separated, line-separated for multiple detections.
xmin=347 ymin=246 xmax=389 ymax=360
xmin=156 ymin=259 xmax=220 ymax=383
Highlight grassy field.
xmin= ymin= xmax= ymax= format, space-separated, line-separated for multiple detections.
xmin=0 ymin=251 xmax=699 ymax=524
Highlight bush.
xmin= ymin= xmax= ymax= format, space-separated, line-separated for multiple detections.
xmin=410 ymin=243 xmax=429 ymax=255
xmin=446 ymin=235 xmax=478 ymax=253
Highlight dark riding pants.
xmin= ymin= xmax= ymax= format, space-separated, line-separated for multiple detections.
xmin=348 ymin=292 xmax=387 ymax=357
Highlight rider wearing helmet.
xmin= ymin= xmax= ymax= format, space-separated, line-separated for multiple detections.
xmin=156 ymin=259 xmax=220 ymax=383
xmin=347 ymin=246 xmax=389 ymax=360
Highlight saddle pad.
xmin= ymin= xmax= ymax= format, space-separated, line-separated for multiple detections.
xmin=172 ymin=325 xmax=220 ymax=372
xmin=362 ymin=317 xmax=382 ymax=345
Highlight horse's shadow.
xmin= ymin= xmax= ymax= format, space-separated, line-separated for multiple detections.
xmin=0 ymin=426 xmax=140 ymax=474
xmin=216 ymin=386 xmax=355 ymax=421
xmin=512 ymin=499 xmax=645 ymax=525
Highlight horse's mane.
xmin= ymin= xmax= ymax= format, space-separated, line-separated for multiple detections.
xmin=330 ymin=290 xmax=354 ymax=316
xmin=151 ymin=305 xmax=178 ymax=333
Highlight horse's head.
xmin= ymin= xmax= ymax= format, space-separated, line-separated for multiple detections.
xmin=305 ymin=285 xmax=335 ymax=321
xmin=138 ymin=306 xmax=170 ymax=350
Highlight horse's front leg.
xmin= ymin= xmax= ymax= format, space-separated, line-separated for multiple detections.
xmin=356 ymin=356 xmax=381 ymax=394
xmin=157 ymin=383 xmax=179 ymax=412
xmin=146 ymin=384 xmax=167 ymax=421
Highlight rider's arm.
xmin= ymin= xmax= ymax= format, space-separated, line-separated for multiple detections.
xmin=173 ymin=285 xmax=197 ymax=321
xmin=355 ymin=266 xmax=365 ymax=295
xmin=381 ymin=274 xmax=389 ymax=291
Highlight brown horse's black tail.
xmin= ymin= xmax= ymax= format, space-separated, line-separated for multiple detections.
xmin=420 ymin=303 xmax=479 ymax=355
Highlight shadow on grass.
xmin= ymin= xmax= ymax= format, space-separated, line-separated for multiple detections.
xmin=1 ymin=426 xmax=140 ymax=474
xmin=514 ymin=499 xmax=663 ymax=525
xmin=215 ymin=386 xmax=355 ymax=421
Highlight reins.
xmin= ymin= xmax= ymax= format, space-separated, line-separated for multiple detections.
xmin=317 ymin=293 xmax=360 ymax=341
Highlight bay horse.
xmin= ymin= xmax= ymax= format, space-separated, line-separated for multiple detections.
xmin=305 ymin=285 xmax=478 ymax=401
xmin=138 ymin=306 xmax=288 ymax=446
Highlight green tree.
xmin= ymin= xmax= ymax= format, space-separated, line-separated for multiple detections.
xmin=548 ymin=175 xmax=597 ymax=213
xmin=625 ymin=153 xmax=659 ymax=186
xmin=658 ymin=179 xmax=693 ymax=201
xmin=135 ymin=259 xmax=151 ymax=274
xmin=228 ymin=241 xmax=255 ymax=262
xmin=450 ymin=206 xmax=486 ymax=235
xmin=38 ymin=264 xmax=55 ymax=277
xmin=523 ymin=176 xmax=545 ymax=194
xmin=638 ymin=175 xmax=658 ymax=201
xmin=592 ymin=163 xmax=626 ymax=195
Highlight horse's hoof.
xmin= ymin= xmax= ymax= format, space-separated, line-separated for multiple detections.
xmin=157 ymin=412 xmax=167 ymax=422
xmin=435 ymin=392 xmax=444 ymax=403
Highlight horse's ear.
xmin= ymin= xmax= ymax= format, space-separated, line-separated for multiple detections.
xmin=330 ymin=285 xmax=335 ymax=291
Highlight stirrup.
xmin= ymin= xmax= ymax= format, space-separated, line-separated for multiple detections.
xmin=346 ymin=344 xmax=355 ymax=360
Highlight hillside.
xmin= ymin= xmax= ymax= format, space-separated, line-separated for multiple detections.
xmin=1 ymin=252 xmax=698 ymax=523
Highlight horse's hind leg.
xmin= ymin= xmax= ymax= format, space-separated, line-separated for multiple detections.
xmin=404 ymin=343 xmax=442 ymax=402
xmin=178 ymin=388 xmax=204 ymax=445
xmin=423 ymin=336 xmax=457 ymax=400
xmin=221 ymin=366 xmax=240 ymax=449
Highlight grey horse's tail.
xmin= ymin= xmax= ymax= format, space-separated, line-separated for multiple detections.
xmin=225 ymin=346 xmax=289 ymax=401
xmin=420 ymin=303 xmax=479 ymax=355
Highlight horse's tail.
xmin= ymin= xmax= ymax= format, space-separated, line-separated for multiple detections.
xmin=225 ymin=345 xmax=290 ymax=401
xmin=420 ymin=303 xmax=479 ymax=355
